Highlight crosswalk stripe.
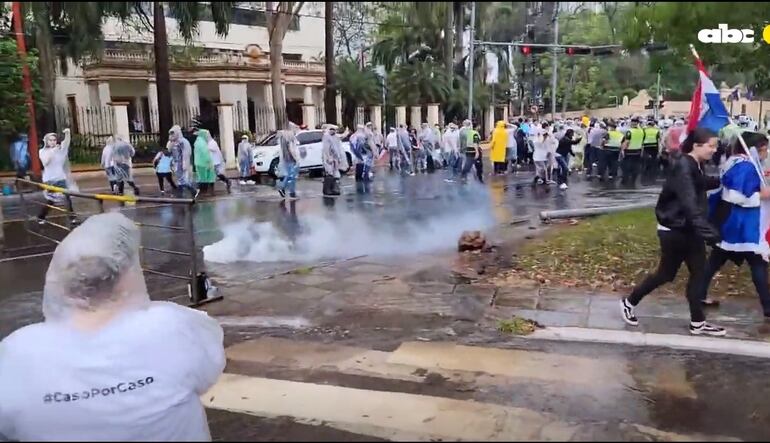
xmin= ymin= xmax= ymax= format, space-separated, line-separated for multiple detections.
xmin=204 ymin=373 xmax=568 ymax=441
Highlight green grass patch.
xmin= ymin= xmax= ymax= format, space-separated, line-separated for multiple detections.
xmin=497 ymin=317 xmax=541 ymax=335
xmin=516 ymin=209 xmax=757 ymax=297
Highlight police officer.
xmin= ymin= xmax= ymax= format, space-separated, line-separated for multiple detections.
xmin=642 ymin=119 xmax=661 ymax=182
xmin=621 ymin=117 xmax=645 ymax=186
xmin=598 ymin=120 xmax=623 ymax=181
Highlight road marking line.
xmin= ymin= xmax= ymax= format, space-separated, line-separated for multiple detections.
xmin=387 ymin=341 xmax=632 ymax=386
xmin=529 ymin=327 xmax=770 ymax=358
xmin=204 ymin=373 xmax=563 ymax=441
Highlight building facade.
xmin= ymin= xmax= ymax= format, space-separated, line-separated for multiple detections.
xmin=55 ymin=3 xmax=328 ymax=136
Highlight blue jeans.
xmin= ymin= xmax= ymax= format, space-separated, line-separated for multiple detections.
xmin=278 ymin=163 xmax=299 ymax=195
xmin=556 ymin=155 xmax=570 ymax=185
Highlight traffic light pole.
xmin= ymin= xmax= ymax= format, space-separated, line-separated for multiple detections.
xmin=551 ymin=4 xmax=559 ymax=119
xmin=467 ymin=2 xmax=476 ymax=121
xmin=654 ymin=70 xmax=661 ymax=120
xmin=12 ymin=1 xmax=41 ymax=179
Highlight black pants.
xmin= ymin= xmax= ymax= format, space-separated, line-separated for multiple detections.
xmin=597 ymin=149 xmax=620 ymax=179
xmin=698 ymin=248 xmax=770 ymax=316
xmin=494 ymin=162 xmax=507 ymax=174
xmin=117 ymin=180 xmax=140 ymax=196
xmin=642 ymin=145 xmax=659 ymax=181
xmin=156 ymin=173 xmax=177 ymax=192
xmin=556 ymin=155 xmax=570 ymax=185
xmin=621 ymin=152 xmax=642 ymax=185
xmin=583 ymin=145 xmax=595 ymax=172
xmin=322 ymin=175 xmax=340 ymax=196
xmin=628 ymin=230 xmax=706 ymax=323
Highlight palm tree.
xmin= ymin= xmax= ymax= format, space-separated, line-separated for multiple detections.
xmin=334 ymin=59 xmax=381 ymax=129
xmin=266 ymin=2 xmax=305 ymax=129
xmin=388 ymin=60 xmax=451 ymax=106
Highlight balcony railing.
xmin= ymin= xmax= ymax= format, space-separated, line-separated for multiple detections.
xmin=83 ymin=49 xmax=324 ymax=73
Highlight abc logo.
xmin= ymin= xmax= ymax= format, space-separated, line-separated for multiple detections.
xmin=698 ymin=24 xmax=770 ymax=44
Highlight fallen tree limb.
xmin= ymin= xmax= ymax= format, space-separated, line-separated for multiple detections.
xmin=539 ymin=202 xmax=655 ymax=223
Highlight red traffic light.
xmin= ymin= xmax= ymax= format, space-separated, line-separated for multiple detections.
xmin=567 ymin=47 xmax=574 ymax=55
xmin=566 ymin=46 xmax=591 ymax=56
xmin=521 ymin=46 xmax=531 ymax=55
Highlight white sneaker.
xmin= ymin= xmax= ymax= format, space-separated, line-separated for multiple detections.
xmin=246 ymin=180 xmax=256 ymax=185
xmin=620 ymin=299 xmax=639 ymax=326
xmin=239 ymin=180 xmax=247 ymax=185
xmin=559 ymin=183 xmax=568 ymax=190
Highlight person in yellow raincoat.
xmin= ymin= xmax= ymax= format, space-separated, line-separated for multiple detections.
xmin=490 ymin=120 xmax=509 ymax=175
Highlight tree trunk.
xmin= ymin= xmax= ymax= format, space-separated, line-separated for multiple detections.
xmin=444 ymin=3 xmax=454 ymax=77
xmin=154 ymin=1 xmax=173 ymax=145
xmin=34 ymin=6 xmax=56 ymax=134
xmin=270 ymin=29 xmax=287 ymax=129
xmin=453 ymin=2 xmax=464 ymax=72
xmin=324 ymin=1 xmax=337 ymax=125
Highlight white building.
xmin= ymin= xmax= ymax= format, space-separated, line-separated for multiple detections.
xmin=56 ymin=3 xmax=328 ymax=135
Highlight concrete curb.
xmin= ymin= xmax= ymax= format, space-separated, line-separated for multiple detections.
xmin=528 ymin=326 xmax=770 ymax=359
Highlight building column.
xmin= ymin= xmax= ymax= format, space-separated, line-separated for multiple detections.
xmin=410 ymin=105 xmax=421 ymax=129
xmin=147 ymin=80 xmax=159 ymax=133
xmin=427 ymin=103 xmax=439 ymax=127
xmin=109 ymin=101 xmax=130 ymax=140
xmin=303 ymin=86 xmax=314 ymax=105
xmin=218 ymin=83 xmax=249 ymax=130
xmin=302 ymin=104 xmax=317 ymax=129
xmin=97 ymin=81 xmax=112 ymax=108
xmin=485 ymin=105 xmax=495 ymax=139
xmin=217 ymin=103 xmax=237 ymax=169
xmin=262 ymin=83 xmax=276 ymax=131
xmin=370 ymin=105 xmax=382 ymax=131
xmin=184 ymin=82 xmax=200 ymax=112
xmin=396 ymin=106 xmax=407 ymax=127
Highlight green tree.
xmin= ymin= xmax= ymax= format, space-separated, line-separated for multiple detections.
xmin=266 ymin=2 xmax=305 ymax=129
xmin=334 ymin=59 xmax=382 ymax=129
xmin=389 ymin=60 xmax=451 ymax=106
xmin=0 ymin=39 xmax=41 ymax=169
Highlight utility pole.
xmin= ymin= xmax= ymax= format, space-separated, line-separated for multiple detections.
xmin=12 ymin=1 xmax=40 ymax=179
xmin=467 ymin=2 xmax=476 ymax=121
xmin=324 ymin=2 xmax=337 ymax=125
xmin=550 ymin=3 xmax=559 ymax=119
xmin=654 ymin=70 xmax=661 ymax=119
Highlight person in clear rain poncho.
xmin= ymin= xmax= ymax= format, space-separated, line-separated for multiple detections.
xmin=37 ymin=129 xmax=77 ymax=224
xmin=0 ymin=212 xmax=225 ymax=441
xmin=205 ymin=130 xmax=231 ymax=193
xmin=101 ymin=136 xmax=118 ymax=194
xmin=322 ymin=125 xmax=345 ymax=196
xmin=111 ymin=136 xmax=141 ymax=196
xmin=168 ymin=125 xmax=197 ymax=198
xmin=237 ymin=135 xmax=255 ymax=185
xmin=194 ymin=129 xmax=216 ymax=196
xmin=276 ymin=125 xmax=301 ymax=199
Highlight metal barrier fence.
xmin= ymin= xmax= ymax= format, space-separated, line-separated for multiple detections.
xmin=14 ymin=179 xmax=221 ymax=307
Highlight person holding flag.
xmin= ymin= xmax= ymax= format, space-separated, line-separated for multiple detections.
xmin=699 ymin=131 xmax=770 ymax=319
xmin=621 ymin=47 xmax=730 ymax=336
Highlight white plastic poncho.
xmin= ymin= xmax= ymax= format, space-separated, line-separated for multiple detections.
xmin=237 ymin=137 xmax=253 ymax=176
xmin=0 ymin=213 xmax=225 ymax=442
xmin=168 ymin=125 xmax=193 ymax=186
xmin=322 ymin=130 xmax=344 ymax=178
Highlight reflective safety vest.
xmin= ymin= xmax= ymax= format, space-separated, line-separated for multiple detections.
xmin=606 ymin=130 xmax=624 ymax=148
xmin=465 ymin=130 xmax=480 ymax=155
xmin=627 ymin=128 xmax=645 ymax=150
xmin=643 ymin=127 xmax=659 ymax=146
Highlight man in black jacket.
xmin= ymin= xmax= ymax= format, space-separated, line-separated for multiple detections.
xmin=620 ymin=127 xmax=727 ymax=336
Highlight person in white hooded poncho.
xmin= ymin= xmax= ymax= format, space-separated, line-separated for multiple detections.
xmin=111 ymin=137 xmax=141 ymax=196
xmin=0 ymin=213 xmax=225 ymax=441
xmin=37 ymin=129 xmax=77 ymax=224
xmin=101 ymin=136 xmax=118 ymax=194
xmin=167 ymin=125 xmax=197 ymax=198
xmin=322 ymin=125 xmax=346 ymax=196
xmin=204 ymin=131 xmax=231 ymax=193
xmin=237 ymin=135 xmax=255 ymax=185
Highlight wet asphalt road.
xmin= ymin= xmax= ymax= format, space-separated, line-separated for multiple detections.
xmin=4 ymin=167 xmax=770 ymax=441
xmin=0 ymin=167 xmax=658 ymax=337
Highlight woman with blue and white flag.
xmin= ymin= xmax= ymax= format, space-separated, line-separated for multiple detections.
xmin=700 ymin=131 xmax=770 ymax=319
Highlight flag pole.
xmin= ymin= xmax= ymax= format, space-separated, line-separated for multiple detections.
xmin=689 ymin=44 xmax=766 ymax=184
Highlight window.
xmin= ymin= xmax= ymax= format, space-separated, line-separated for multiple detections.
xmin=257 ymin=133 xmax=279 ymax=146
xmin=297 ymin=131 xmax=323 ymax=145
xmin=168 ymin=6 xmax=300 ymax=31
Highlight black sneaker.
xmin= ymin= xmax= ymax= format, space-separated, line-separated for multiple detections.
xmin=277 ymin=188 xmax=285 ymax=198
xmin=620 ymin=298 xmax=639 ymax=326
xmin=689 ymin=322 xmax=726 ymax=337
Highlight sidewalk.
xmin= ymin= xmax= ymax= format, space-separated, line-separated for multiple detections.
xmin=492 ymin=285 xmax=770 ymax=342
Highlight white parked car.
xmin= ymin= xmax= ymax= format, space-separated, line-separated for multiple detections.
xmin=251 ymin=130 xmax=353 ymax=178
